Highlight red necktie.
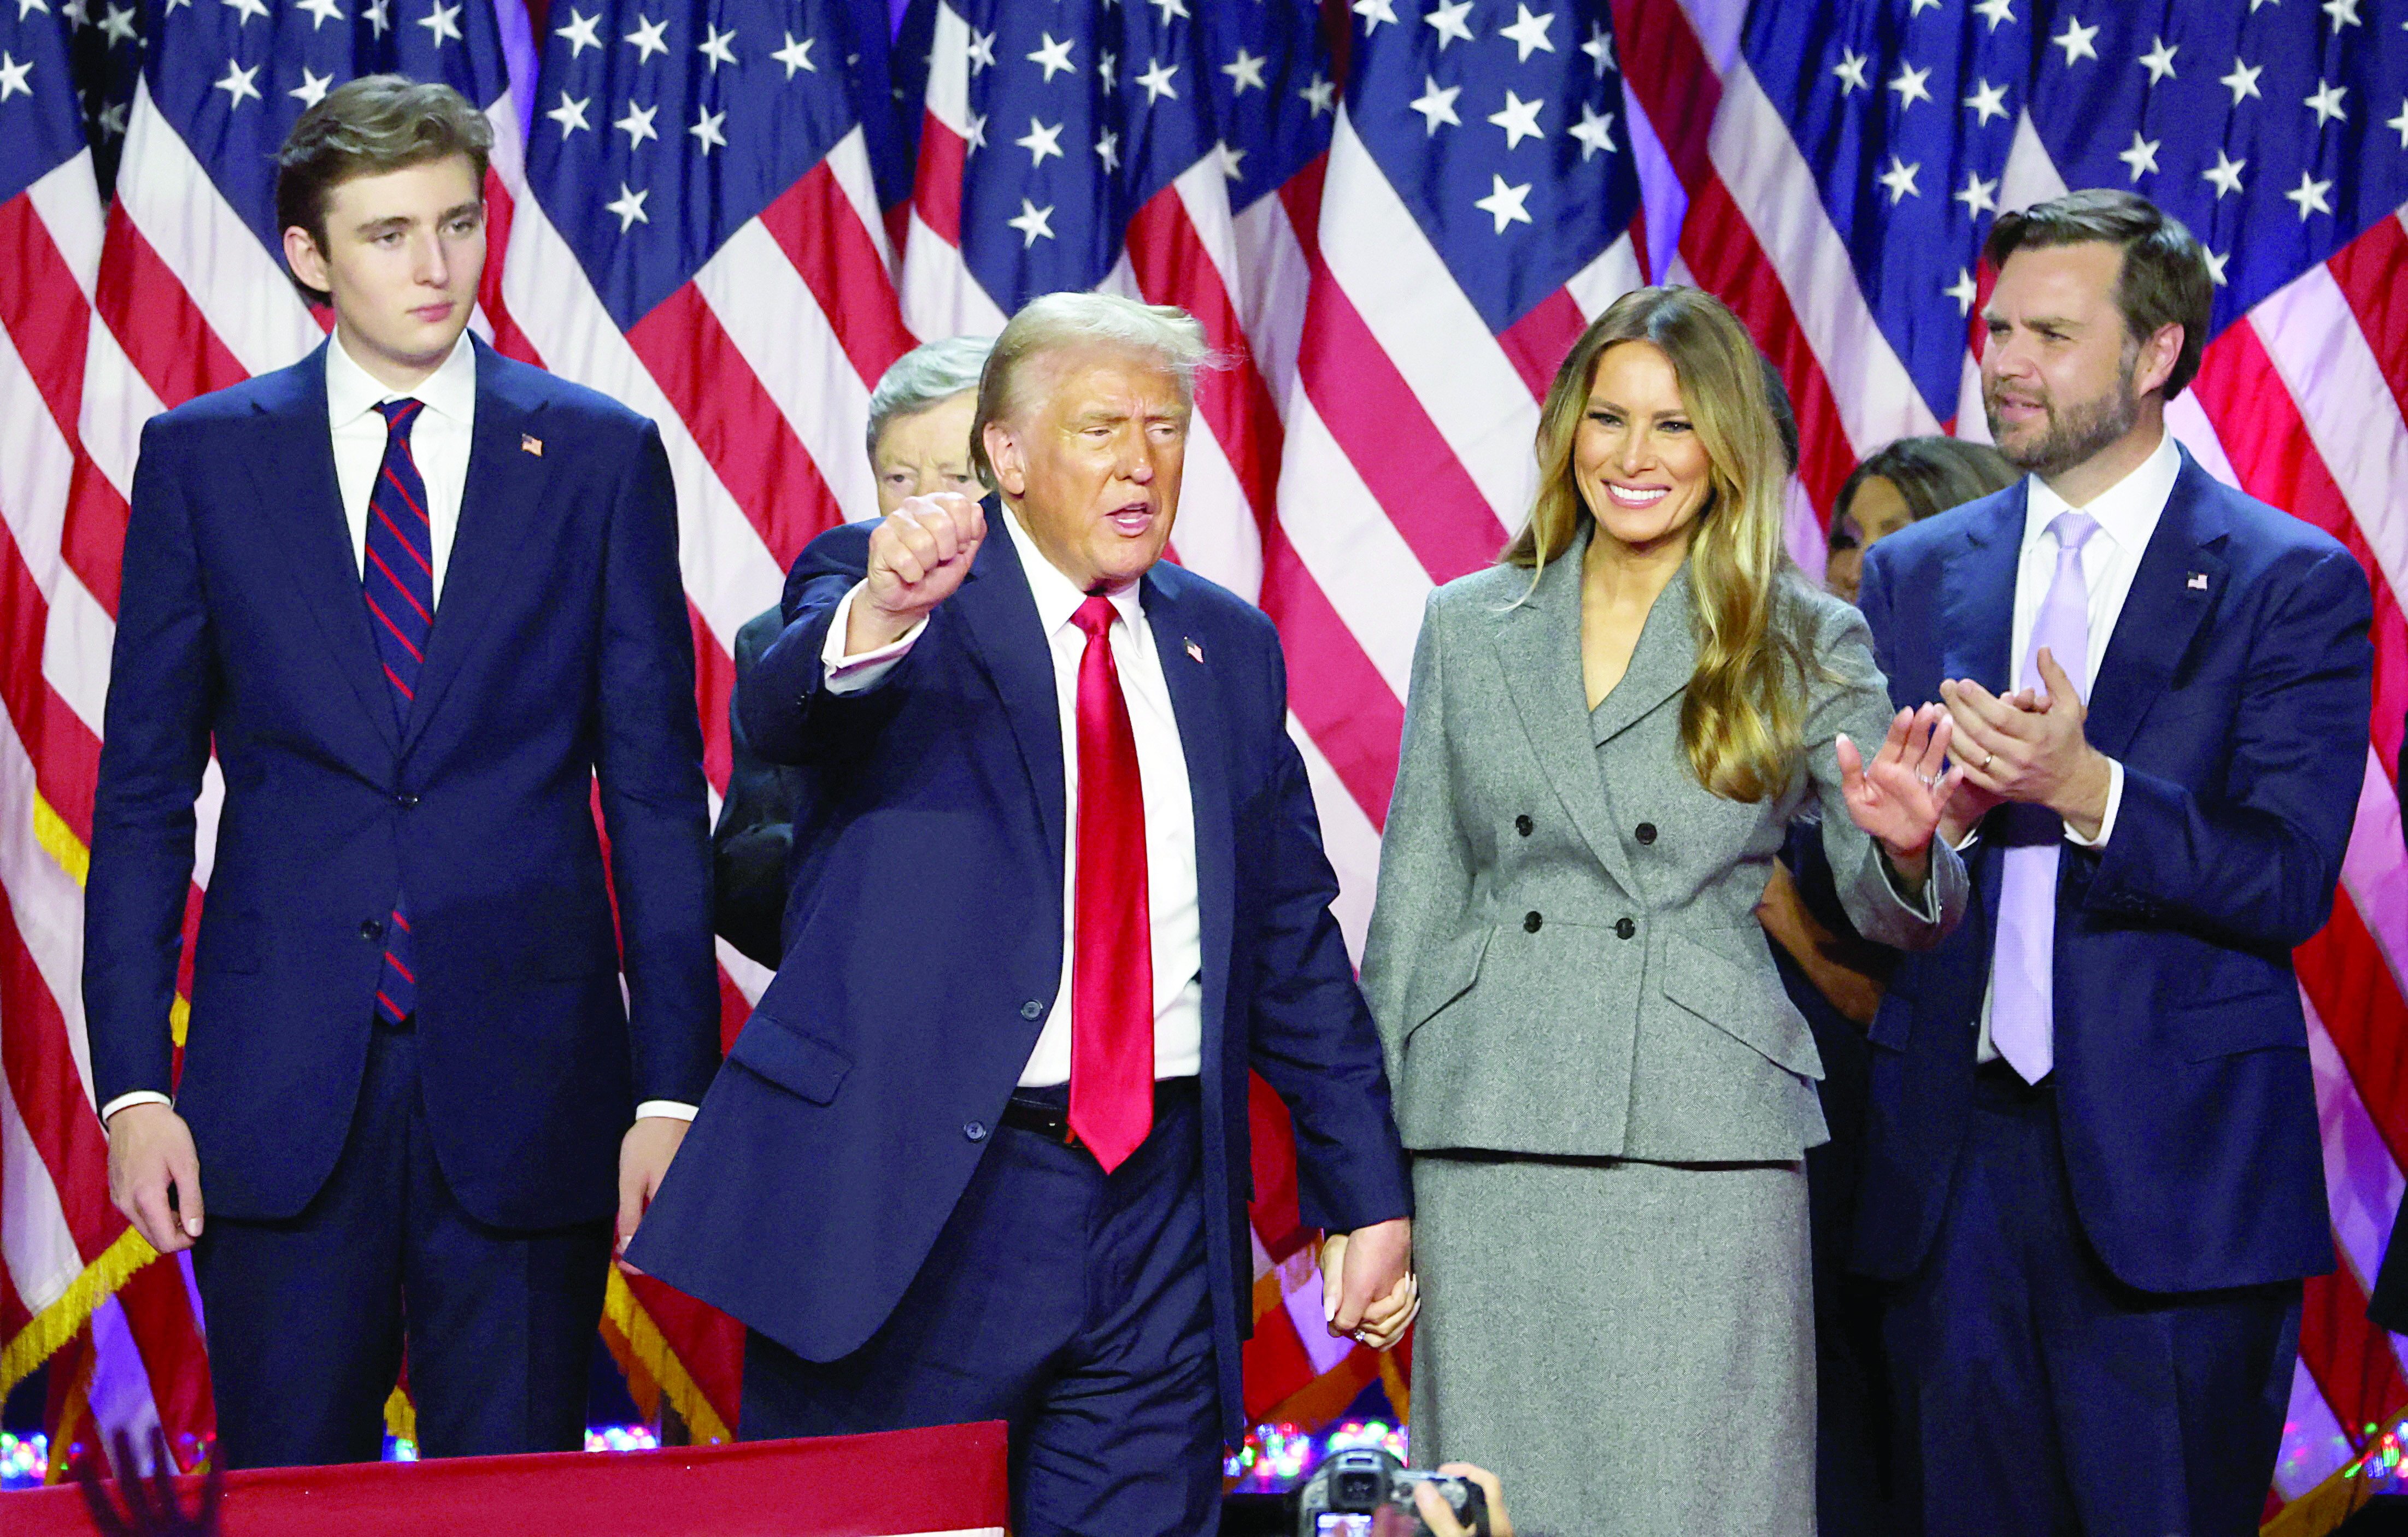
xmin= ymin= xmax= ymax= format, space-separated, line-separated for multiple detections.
xmin=1068 ymin=594 xmax=1153 ymax=1173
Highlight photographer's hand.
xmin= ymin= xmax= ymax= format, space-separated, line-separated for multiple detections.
xmin=1415 ymin=1465 xmax=1512 ymax=1537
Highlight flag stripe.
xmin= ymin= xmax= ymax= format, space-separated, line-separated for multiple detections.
xmin=626 ymin=285 xmax=849 ymax=570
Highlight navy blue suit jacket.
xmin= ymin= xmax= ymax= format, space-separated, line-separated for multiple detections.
xmin=1850 ymin=446 xmax=2371 ymax=1292
xmin=629 ymin=510 xmax=1413 ymax=1436
xmin=84 ymin=338 xmax=721 ymax=1230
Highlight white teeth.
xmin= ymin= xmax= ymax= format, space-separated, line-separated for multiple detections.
xmin=1606 ymin=483 xmax=1668 ymax=508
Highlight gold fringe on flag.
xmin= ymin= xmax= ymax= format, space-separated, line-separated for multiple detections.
xmin=1 ymin=1228 xmax=160 ymax=1399
xmin=598 ymin=1269 xmax=732 ymax=1445
xmin=383 ymin=1385 xmax=416 ymax=1445
xmin=42 ymin=1336 xmax=93 ymax=1486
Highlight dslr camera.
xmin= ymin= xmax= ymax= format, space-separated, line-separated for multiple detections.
xmin=1294 ymin=1446 xmax=1489 ymax=1536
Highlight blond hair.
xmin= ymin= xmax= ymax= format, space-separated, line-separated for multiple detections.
xmin=969 ymin=292 xmax=1214 ymax=491
xmin=1504 ymin=286 xmax=1807 ymax=802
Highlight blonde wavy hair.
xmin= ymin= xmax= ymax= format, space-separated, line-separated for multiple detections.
xmin=1503 ymin=286 xmax=1809 ymax=803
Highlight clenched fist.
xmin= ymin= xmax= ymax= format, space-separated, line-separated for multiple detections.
xmin=847 ymin=492 xmax=987 ymax=655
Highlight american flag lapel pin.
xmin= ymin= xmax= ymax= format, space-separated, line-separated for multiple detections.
xmin=521 ymin=434 xmax=543 ymax=456
xmin=1185 ymin=638 xmax=1204 ymax=664
xmin=2187 ymin=572 xmax=2209 ymax=590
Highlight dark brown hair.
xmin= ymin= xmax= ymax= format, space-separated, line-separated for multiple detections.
xmin=1981 ymin=189 xmax=2212 ymax=398
xmin=1830 ymin=436 xmax=2019 ymax=547
xmin=274 ymin=74 xmax=492 ymax=306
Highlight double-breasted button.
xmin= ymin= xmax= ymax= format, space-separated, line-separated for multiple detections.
xmin=394 ymin=792 xmax=420 ymax=809
xmin=1614 ymin=917 xmax=1636 ymax=940
xmin=1635 ymin=822 xmax=1657 ymax=845
xmin=1523 ymin=911 xmax=1543 ymax=933
xmin=1020 ymin=999 xmax=1045 ymax=1021
xmin=1514 ymin=815 xmax=1534 ymax=837
xmin=964 ymin=1121 xmax=989 ymax=1143
xmin=360 ymin=918 xmax=385 ymax=941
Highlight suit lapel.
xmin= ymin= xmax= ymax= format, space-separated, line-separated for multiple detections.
xmin=1146 ymin=564 xmax=1232 ymax=1076
xmin=402 ymin=340 xmax=549 ymax=755
xmin=248 ymin=344 xmax=399 ymax=760
xmin=949 ymin=504 xmax=1068 ymax=866
xmin=1587 ymin=562 xmax=1697 ymax=747
xmin=2083 ymin=447 xmax=2228 ymax=762
xmin=1938 ymin=486 xmax=2024 ymax=692
xmin=1491 ymin=529 xmax=1641 ymax=898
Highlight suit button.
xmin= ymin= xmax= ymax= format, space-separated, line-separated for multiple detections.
xmin=395 ymin=792 xmax=419 ymax=809
xmin=1523 ymin=911 xmax=1543 ymax=933
xmin=360 ymin=918 xmax=385 ymax=941
xmin=1635 ymin=822 xmax=1657 ymax=845
xmin=1615 ymin=917 xmax=1636 ymax=940
xmin=1514 ymin=815 xmax=1534 ymax=837
xmin=964 ymin=1121 xmax=988 ymax=1143
xmin=1020 ymin=999 xmax=1044 ymax=1021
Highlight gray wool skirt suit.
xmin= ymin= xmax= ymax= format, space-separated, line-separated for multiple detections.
xmin=1361 ymin=531 xmax=1966 ymax=1537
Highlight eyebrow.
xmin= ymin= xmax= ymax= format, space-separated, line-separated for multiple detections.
xmin=1585 ymin=395 xmax=1687 ymax=419
xmin=1982 ymin=310 xmax=2082 ymax=330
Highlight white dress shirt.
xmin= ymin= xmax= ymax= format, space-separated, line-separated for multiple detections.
xmin=105 ymin=331 xmax=697 ymax=1127
xmin=327 ymin=328 xmax=476 ymax=597
xmin=1972 ymin=427 xmax=2180 ymax=1063
xmin=821 ymin=510 xmax=1206 ymax=1086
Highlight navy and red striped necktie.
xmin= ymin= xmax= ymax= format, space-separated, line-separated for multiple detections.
xmin=365 ymin=399 xmax=432 ymax=1026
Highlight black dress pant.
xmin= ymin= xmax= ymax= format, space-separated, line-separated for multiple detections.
xmin=1883 ymin=1067 xmax=2299 ymax=1537
xmin=742 ymin=1081 xmax=1222 ymax=1537
xmin=192 ymin=1018 xmax=612 ymax=1469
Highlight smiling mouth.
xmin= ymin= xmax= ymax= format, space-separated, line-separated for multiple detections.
xmin=1603 ymin=481 xmax=1670 ymax=509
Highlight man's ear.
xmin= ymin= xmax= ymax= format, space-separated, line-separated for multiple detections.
xmin=983 ymin=420 xmax=1028 ymax=498
xmin=2133 ymin=321 xmax=2182 ymax=398
xmin=281 ymin=226 xmax=330 ymax=296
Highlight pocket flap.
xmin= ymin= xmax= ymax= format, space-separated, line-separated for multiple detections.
xmin=2174 ymin=987 xmax=2301 ymax=1062
xmin=1401 ymin=925 xmax=1496 ymax=1034
xmin=1660 ymin=931 xmax=1820 ymax=1077
xmin=728 ymin=1011 xmax=853 ymax=1104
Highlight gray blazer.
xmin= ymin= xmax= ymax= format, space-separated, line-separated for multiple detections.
xmin=1362 ymin=528 xmax=1967 ymax=1163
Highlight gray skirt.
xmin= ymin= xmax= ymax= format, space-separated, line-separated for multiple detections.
xmin=1409 ymin=1152 xmax=1814 ymax=1537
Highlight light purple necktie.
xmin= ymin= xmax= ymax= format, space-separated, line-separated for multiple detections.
xmin=1990 ymin=510 xmax=2099 ymax=1083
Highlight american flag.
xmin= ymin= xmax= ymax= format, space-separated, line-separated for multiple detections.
xmin=6 ymin=0 xmax=2407 ymax=1520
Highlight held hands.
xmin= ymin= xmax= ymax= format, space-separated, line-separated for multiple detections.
xmin=1835 ymin=703 xmax=1960 ymax=885
xmin=848 ymin=492 xmax=986 ymax=655
xmin=1320 ymin=1217 xmax=1417 ymax=1352
xmin=614 ymin=1115 xmax=690 ymax=1273
xmin=1939 ymin=649 xmax=2114 ymax=841
xmin=105 ymin=1102 xmax=204 ymax=1255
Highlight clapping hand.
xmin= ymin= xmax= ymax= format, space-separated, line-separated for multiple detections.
xmin=1836 ymin=703 xmax=1960 ymax=886
xmin=1939 ymin=648 xmax=2115 ymax=840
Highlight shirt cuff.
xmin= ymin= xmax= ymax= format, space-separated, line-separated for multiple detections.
xmin=635 ymin=1100 xmax=697 ymax=1123
xmin=820 ymin=582 xmax=927 ymax=695
xmin=101 ymin=1090 xmax=174 ymax=1127
xmin=2064 ymin=758 xmax=2123 ymax=849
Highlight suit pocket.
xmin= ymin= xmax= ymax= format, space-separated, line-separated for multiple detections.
xmin=728 ymin=1010 xmax=853 ymax=1104
xmin=2173 ymin=986 xmax=2303 ymax=1062
xmin=1659 ymin=931 xmax=1819 ymax=1077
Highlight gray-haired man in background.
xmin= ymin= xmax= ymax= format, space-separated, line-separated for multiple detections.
xmin=712 ymin=334 xmax=994 ymax=967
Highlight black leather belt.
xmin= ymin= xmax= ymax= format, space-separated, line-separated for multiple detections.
xmin=1000 ymin=1078 xmax=1201 ymax=1147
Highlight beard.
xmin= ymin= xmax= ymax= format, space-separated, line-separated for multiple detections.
xmin=1983 ymin=368 xmax=2142 ymax=480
